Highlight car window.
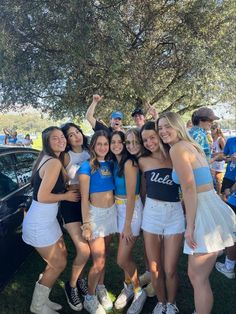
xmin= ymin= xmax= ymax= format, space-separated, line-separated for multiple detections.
xmin=14 ymin=152 xmax=38 ymax=187
xmin=0 ymin=155 xmax=18 ymax=198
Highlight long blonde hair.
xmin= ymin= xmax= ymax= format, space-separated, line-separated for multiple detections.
xmin=156 ymin=111 xmax=203 ymax=154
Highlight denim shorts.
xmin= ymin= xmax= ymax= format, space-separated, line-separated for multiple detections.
xmin=116 ymin=196 xmax=143 ymax=236
xmin=141 ymin=197 xmax=185 ymax=236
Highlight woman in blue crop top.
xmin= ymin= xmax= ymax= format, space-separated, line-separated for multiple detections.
xmin=139 ymin=121 xmax=185 ymax=314
xmin=79 ymin=131 xmax=117 ymax=314
xmin=110 ymin=131 xmax=146 ymax=313
xmin=157 ymin=112 xmax=236 ymax=314
xmin=22 ymin=126 xmax=79 ymax=314
xmin=60 ymin=123 xmax=90 ymax=311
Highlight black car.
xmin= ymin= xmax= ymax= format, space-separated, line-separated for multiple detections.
xmin=0 ymin=146 xmax=39 ymax=290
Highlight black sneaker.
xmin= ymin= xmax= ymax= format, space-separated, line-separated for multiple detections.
xmin=64 ymin=281 xmax=83 ymax=311
xmin=77 ymin=278 xmax=88 ymax=296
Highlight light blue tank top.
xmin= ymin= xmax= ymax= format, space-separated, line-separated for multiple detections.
xmin=113 ymin=162 xmax=140 ymax=196
xmin=172 ymin=166 xmax=213 ymax=186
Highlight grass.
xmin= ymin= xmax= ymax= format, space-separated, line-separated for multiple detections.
xmin=0 ymin=233 xmax=235 ymax=314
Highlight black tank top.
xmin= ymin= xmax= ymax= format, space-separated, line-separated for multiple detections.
xmin=145 ymin=168 xmax=180 ymax=202
xmin=33 ymin=158 xmax=65 ymax=201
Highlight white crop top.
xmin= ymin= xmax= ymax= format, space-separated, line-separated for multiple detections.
xmin=66 ymin=150 xmax=90 ymax=185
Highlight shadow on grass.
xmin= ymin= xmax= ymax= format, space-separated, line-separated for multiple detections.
xmin=0 ymin=233 xmax=235 ymax=313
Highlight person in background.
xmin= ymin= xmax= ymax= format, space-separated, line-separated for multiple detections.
xmin=220 ymin=137 xmax=236 ymax=202
xmin=125 ymin=128 xmax=155 ymax=298
xmin=131 ymin=105 xmax=158 ymax=129
xmin=23 ymin=134 xmax=34 ymax=147
xmin=139 ymin=121 xmax=185 ymax=314
xmin=110 ymin=131 xmax=147 ymax=314
xmin=22 ymin=126 xmax=79 ymax=314
xmin=210 ymin=122 xmax=225 ymax=195
xmin=79 ymin=130 xmax=117 ymax=314
xmin=3 ymin=128 xmax=18 ymax=145
xmin=186 ymin=120 xmax=193 ymax=131
xmin=86 ymin=94 xmax=123 ymax=136
xmin=157 ymin=112 xmax=235 ymax=314
xmin=189 ymin=107 xmax=219 ymax=162
xmin=215 ymin=180 xmax=236 ymax=279
xmin=60 ymin=123 xmax=90 ymax=311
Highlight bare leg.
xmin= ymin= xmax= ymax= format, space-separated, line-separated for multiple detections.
xmin=36 ymin=237 xmax=67 ymax=288
xmin=143 ymin=231 xmax=166 ymax=302
xmin=65 ymin=222 xmax=90 ymax=287
xmin=117 ymin=234 xmax=139 ymax=288
xmin=87 ymin=237 xmax=106 ymax=295
xmin=188 ymin=252 xmax=218 ymax=314
xmin=98 ymin=234 xmax=112 ymax=285
xmin=164 ymin=233 xmax=183 ymax=303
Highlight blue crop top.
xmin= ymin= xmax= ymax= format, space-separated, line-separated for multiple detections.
xmin=172 ymin=166 xmax=213 ymax=186
xmin=78 ymin=160 xmax=115 ymax=194
xmin=145 ymin=168 xmax=180 ymax=202
xmin=113 ymin=162 xmax=140 ymax=196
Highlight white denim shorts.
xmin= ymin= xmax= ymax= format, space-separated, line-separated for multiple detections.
xmin=184 ymin=190 xmax=236 ymax=255
xmin=116 ymin=196 xmax=143 ymax=236
xmin=22 ymin=200 xmax=62 ymax=247
xmin=141 ymin=197 xmax=185 ymax=236
xmin=90 ymin=203 xmax=117 ymax=239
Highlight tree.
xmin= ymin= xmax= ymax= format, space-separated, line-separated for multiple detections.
xmin=0 ymin=0 xmax=235 ymax=123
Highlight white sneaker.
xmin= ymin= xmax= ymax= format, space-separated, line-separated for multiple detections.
xmin=96 ymin=285 xmax=113 ymax=311
xmin=114 ymin=282 xmax=134 ymax=310
xmin=215 ymin=262 xmax=235 ymax=279
xmin=127 ymin=289 xmax=147 ymax=314
xmin=84 ymin=295 xmax=106 ymax=314
xmin=166 ymin=303 xmax=179 ymax=314
xmin=152 ymin=302 xmax=166 ymax=314
xmin=139 ymin=272 xmax=151 ymax=287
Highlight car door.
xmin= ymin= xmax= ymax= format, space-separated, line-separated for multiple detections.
xmin=0 ymin=150 xmax=38 ymax=290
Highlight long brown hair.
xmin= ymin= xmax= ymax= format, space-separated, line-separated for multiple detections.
xmin=89 ymin=130 xmax=110 ymax=173
xmin=31 ymin=126 xmax=66 ymax=185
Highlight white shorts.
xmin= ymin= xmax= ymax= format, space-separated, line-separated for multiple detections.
xmin=142 ymin=197 xmax=185 ymax=236
xmin=90 ymin=203 xmax=117 ymax=239
xmin=184 ymin=190 xmax=236 ymax=255
xmin=116 ymin=196 xmax=143 ymax=236
xmin=22 ymin=200 xmax=62 ymax=247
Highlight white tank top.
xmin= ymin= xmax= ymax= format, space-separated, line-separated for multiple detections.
xmin=211 ymin=137 xmax=225 ymax=172
xmin=66 ymin=150 xmax=90 ymax=184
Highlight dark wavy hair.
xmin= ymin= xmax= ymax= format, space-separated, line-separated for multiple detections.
xmin=89 ymin=130 xmax=110 ymax=173
xmin=61 ymin=122 xmax=89 ymax=152
xmin=110 ymin=131 xmax=136 ymax=177
xmin=31 ymin=126 xmax=65 ymax=185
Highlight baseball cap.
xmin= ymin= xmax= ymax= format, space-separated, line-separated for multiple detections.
xmin=111 ymin=111 xmax=123 ymax=119
xmin=131 ymin=108 xmax=145 ymax=117
xmin=195 ymin=107 xmax=219 ymax=121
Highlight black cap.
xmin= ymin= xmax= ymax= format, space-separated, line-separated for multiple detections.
xmin=131 ymin=108 xmax=145 ymax=117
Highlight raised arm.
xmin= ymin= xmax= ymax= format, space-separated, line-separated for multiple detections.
xmin=85 ymin=94 xmax=103 ymax=129
xmin=38 ymin=159 xmax=79 ymax=203
xmin=170 ymin=144 xmax=197 ymax=250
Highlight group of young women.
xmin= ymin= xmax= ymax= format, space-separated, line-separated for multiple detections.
xmin=22 ymin=111 xmax=235 ymax=314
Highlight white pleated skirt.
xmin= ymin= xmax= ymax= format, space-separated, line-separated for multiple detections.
xmin=90 ymin=203 xmax=117 ymax=239
xmin=184 ymin=190 xmax=236 ymax=255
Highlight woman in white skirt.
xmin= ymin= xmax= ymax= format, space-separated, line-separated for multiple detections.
xmin=110 ymin=131 xmax=146 ymax=314
xmin=22 ymin=126 xmax=79 ymax=314
xmin=157 ymin=112 xmax=236 ymax=314
xmin=78 ymin=130 xmax=117 ymax=314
